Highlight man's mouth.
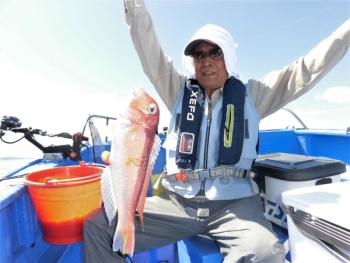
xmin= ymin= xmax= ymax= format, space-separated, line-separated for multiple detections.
xmin=203 ymin=71 xmax=215 ymax=75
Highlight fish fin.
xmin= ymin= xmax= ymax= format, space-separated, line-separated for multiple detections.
xmin=136 ymin=163 xmax=150 ymax=229
xmin=101 ymin=166 xmax=117 ymax=225
xmin=136 ymin=135 xmax=162 ymax=228
xmin=113 ymin=223 xmax=135 ymax=256
xmin=113 ymin=224 xmax=123 ymax=252
xmin=149 ymin=135 xmax=162 ymax=167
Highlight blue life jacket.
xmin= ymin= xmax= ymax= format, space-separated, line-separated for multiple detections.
xmin=175 ymin=77 xmax=246 ymax=170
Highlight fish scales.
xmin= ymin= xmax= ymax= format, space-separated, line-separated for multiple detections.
xmin=114 ymin=126 xmax=152 ymax=219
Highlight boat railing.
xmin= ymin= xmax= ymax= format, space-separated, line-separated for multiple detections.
xmin=81 ymin=114 xmax=117 ymax=143
xmin=281 ymin=107 xmax=309 ymax=130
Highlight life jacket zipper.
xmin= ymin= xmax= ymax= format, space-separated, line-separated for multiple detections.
xmin=203 ymin=117 xmax=211 ymax=169
xmin=200 ymin=100 xmax=212 ymax=191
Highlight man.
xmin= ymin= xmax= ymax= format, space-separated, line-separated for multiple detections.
xmin=83 ymin=1 xmax=349 ymax=262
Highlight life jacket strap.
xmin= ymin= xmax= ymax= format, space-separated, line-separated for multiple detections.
xmin=163 ymin=166 xmax=253 ymax=182
xmin=153 ymin=167 xmax=260 ymax=194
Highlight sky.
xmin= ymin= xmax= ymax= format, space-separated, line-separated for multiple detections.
xmin=0 ymin=0 xmax=349 ymax=164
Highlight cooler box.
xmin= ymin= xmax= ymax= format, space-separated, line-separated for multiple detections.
xmin=251 ymin=153 xmax=346 ymax=228
xmin=282 ymin=181 xmax=350 ymax=263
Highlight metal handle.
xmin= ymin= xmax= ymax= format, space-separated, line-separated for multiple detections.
xmin=44 ymin=174 xmax=101 ymax=184
xmin=84 ymin=162 xmax=107 ymax=169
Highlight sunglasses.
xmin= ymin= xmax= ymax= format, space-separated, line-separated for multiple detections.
xmin=190 ymin=47 xmax=224 ymax=64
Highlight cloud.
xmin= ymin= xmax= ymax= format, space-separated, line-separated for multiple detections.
xmin=0 ymin=52 xmax=123 ymax=133
xmin=315 ymin=86 xmax=350 ymax=103
xmin=260 ymin=105 xmax=350 ymax=130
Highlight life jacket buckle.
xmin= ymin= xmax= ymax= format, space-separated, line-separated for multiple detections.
xmin=175 ymin=170 xmax=187 ymax=181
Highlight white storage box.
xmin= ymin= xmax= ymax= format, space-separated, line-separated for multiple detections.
xmin=282 ymin=181 xmax=350 ymax=263
xmin=251 ymin=153 xmax=345 ymax=228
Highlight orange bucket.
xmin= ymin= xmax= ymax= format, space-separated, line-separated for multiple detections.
xmin=23 ymin=161 xmax=104 ymax=245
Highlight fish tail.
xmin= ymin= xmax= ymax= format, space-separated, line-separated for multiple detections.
xmin=113 ymin=223 xmax=135 ymax=257
xmin=113 ymin=224 xmax=123 ymax=253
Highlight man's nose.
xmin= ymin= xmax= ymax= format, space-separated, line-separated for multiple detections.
xmin=202 ymin=58 xmax=213 ymax=66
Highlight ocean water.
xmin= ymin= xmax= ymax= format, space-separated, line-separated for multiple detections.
xmin=0 ymin=134 xmax=47 ymax=179
xmin=0 ymin=149 xmax=42 ymax=179
xmin=0 ymin=156 xmax=38 ymax=178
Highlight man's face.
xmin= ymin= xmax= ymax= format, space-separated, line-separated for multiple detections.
xmin=193 ymin=42 xmax=228 ymax=97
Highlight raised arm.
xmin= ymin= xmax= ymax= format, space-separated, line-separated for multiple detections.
xmin=250 ymin=19 xmax=350 ymax=119
xmin=124 ymin=0 xmax=187 ymax=110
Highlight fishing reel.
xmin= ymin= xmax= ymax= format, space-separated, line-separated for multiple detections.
xmin=0 ymin=116 xmax=22 ymax=135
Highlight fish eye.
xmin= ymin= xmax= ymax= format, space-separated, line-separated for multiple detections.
xmin=148 ymin=103 xmax=157 ymax=114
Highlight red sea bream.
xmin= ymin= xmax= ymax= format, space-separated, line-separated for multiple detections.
xmin=101 ymin=87 xmax=161 ymax=256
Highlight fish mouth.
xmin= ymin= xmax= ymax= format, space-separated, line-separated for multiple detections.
xmin=137 ymin=107 xmax=149 ymax=115
xmin=131 ymin=87 xmax=145 ymax=98
xmin=117 ymin=88 xmax=145 ymax=121
xmin=119 ymin=87 xmax=158 ymax=128
xmin=118 ymin=106 xmax=143 ymax=124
